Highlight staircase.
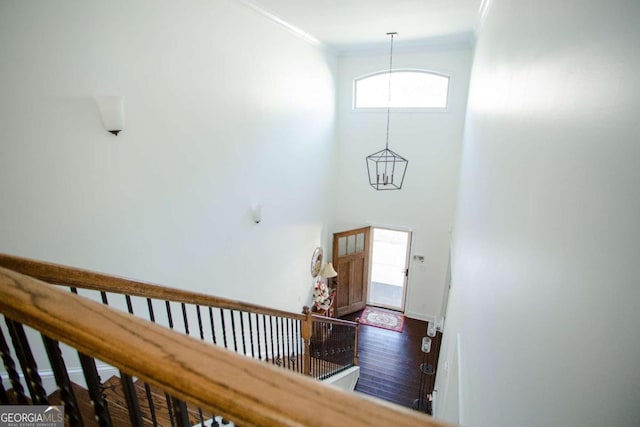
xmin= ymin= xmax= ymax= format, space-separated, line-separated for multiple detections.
xmin=0 ymin=254 xmax=450 ymax=427
xmin=48 ymin=376 xmax=233 ymax=426
xmin=6 ymin=375 xmax=232 ymax=426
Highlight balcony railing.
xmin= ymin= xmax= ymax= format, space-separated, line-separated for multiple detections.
xmin=0 ymin=254 xmax=450 ymax=426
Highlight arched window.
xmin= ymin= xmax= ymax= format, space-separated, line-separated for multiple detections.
xmin=354 ymin=70 xmax=450 ymax=109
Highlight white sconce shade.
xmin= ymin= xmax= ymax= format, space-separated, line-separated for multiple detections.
xmin=95 ymin=96 xmax=125 ymax=135
xmin=252 ymin=204 xmax=262 ymax=223
xmin=319 ymin=262 xmax=338 ymax=278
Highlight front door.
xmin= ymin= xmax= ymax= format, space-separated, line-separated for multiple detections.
xmin=368 ymin=227 xmax=412 ymax=311
xmin=332 ymin=227 xmax=371 ymax=317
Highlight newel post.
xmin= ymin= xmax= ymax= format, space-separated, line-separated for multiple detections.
xmin=301 ymin=305 xmax=313 ymax=376
xmin=354 ymin=317 xmax=360 ymax=366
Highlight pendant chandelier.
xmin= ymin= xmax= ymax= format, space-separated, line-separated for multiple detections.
xmin=366 ymin=32 xmax=408 ymax=191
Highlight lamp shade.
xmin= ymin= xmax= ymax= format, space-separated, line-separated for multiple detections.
xmin=252 ymin=204 xmax=262 ymax=223
xmin=95 ymin=96 xmax=125 ymax=135
xmin=319 ymin=262 xmax=338 ymax=278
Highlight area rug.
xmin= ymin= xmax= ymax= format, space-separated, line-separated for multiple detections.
xmin=359 ymin=307 xmax=405 ymax=332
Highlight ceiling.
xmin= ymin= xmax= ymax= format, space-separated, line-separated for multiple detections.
xmin=240 ymin=0 xmax=484 ymax=51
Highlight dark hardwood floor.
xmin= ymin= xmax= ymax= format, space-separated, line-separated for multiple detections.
xmin=341 ymin=308 xmax=441 ymax=413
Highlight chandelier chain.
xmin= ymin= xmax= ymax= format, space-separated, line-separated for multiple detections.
xmin=365 ymin=31 xmax=407 ymax=191
xmin=385 ymin=32 xmax=395 ymax=150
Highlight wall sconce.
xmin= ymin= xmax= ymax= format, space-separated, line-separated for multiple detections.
xmin=95 ymin=96 xmax=125 ymax=136
xmin=251 ymin=204 xmax=262 ymax=224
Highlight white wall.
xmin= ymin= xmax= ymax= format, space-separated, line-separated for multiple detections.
xmin=0 ymin=0 xmax=336 ymax=312
xmin=331 ymin=44 xmax=473 ymax=320
xmin=436 ymin=0 xmax=640 ymax=426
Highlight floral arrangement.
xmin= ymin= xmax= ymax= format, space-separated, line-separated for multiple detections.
xmin=312 ymin=279 xmax=331 ymax=310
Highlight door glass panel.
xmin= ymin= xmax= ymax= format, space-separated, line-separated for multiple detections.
xmin=347 ymin=235 xmax=356 ymax=254
xmin=369 ymin=228 xmax=411 ymax=310
xmin=338 ymin=237 xmax=347 ymax=257
xmin=356 ymin=233 xmax=365 ymax=253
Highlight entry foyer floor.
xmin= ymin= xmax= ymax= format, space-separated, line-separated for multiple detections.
xmin=341 ymin=309 xmax=441 ymax=413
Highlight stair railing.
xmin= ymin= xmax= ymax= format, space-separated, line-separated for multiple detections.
xmin=0 ymin=254 xmax=358 ymax=380
xmin=0 ymin=266 xmax=449 ymax=427
xmin=308 ymin=312 xmax=360 ymax=379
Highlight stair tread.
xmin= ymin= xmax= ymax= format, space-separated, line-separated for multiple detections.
xmin=101 ymin=375 xmax=215 ymax=426
xmin=5 ymin=389 xmax=32 ymax=404
xmin=42 ymin=376 xmax=216 ymax=427
xmin=134 ymin=377 xmax=217 ymax=425
xmin=47 ymin=381 xmax=133 ymax=427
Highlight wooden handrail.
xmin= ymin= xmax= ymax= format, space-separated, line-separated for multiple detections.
xmin=0 ymin=267 xmax=449 ymax=427
xmin=310 ymin=313 xmax=358 ymax=327
xmin=0 ymin=253 xmax=303 ymax=321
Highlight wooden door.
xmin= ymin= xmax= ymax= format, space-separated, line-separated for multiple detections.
xmin=332 ymin=227 xmax=371 ymax=317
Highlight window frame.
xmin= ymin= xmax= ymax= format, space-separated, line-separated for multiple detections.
xmin=352 ymin=68 xmax=451 ymax=113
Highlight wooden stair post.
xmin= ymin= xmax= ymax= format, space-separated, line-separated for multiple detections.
xmin=301 ymin=306 xmax=313 ymax=376
xmin=354 ymin=317 xmax=360 ymax=366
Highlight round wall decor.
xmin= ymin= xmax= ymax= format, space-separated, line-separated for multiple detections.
xmin=310 ymin=247 xmax=323 ymax=277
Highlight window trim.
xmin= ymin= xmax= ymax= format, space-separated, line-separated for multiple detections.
xmin=352 ymin=68 xmax=451 ymax=113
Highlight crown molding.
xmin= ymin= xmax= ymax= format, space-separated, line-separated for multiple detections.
xmin=338 ymin=32 xmax=476 ymax=56
xmin=235 ymin=0 xmax=328 ymax=50
xmin=474 ymin=0 xmax=493 ymax=38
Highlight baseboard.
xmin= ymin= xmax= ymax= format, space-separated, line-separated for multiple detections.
xmin=404 ymin=311 xmax=437 ymax=323
xmin=2 ymin=364 xmax=119 ymax=395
